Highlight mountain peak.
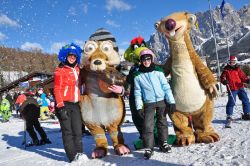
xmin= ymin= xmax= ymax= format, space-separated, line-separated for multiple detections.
xmin=148 ymin=3 xmax=250 ymax=68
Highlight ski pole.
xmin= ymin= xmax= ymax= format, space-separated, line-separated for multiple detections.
xmin=226 ymin=84 xmax=241 ymax=118
xmin=22 ymin=119 xmax=27 ymax=149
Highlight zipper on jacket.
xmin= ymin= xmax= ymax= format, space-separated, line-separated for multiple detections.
xmin=64 ymin=86 xmax=68 ymax=97
xmin=146 ymin=72 xmax=158 ymax=102
xmin=72 ymin=68 xmax=79 ymax=102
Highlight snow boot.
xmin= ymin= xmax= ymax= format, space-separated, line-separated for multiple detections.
xmin=159 ymin=141 xmax=172 ymax=153
xmin=144 ymin=148 xmax=154 ymax=160
xmin=242 ymin=113 xmax=250 ymax=120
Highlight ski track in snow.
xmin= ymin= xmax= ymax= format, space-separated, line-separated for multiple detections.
xmin=1 ymin=90 xmax=250 ymax=166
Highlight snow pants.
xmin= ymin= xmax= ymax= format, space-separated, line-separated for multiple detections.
xmin=226 ymin=88 xmax=250 ymax=116
xmin=142 ymin=100 xmax=168 ymax=150
xmin=26 ymin=119 xmax=47 ymax=142
xmin=59 ymin=102 xmax=83 ymax=162
xmin=0 ymin=109 xmax=11 ymax=122
xmin=40 ymin=106 xmax=50 ymax=120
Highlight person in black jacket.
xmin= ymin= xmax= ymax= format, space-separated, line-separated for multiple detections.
xmin=19 ymin=94 xmax=51 ymax=146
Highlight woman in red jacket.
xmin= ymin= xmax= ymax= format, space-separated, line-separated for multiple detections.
xmin=54 ymin=43 xmax=84 ymax=162
xmin=220 ymin=56 xmax=250 ymax=121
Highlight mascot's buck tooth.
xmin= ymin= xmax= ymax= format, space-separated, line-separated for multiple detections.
xmin=155 ymin=12 xmax=220 ymax=146
xmin=80 ymin=28 xmax=130 ymax=158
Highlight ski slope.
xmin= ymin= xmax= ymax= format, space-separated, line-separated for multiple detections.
xmin=0 ymin=90 xmax=250 ymax=166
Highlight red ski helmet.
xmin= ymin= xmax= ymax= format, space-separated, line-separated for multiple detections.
xmin=227 ymin=55 xmax=238 ymax=66
xmin=229 ymin=56 xmax=237 ymax=61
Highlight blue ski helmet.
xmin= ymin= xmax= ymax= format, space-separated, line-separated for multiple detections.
xmin=58 ymin=43 xmax=82 ymax=64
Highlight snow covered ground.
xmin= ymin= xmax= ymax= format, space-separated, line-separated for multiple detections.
xmin=1 ymin=90 xmax=250 ymax=166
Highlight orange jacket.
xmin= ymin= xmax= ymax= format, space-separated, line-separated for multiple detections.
xmin=54 ymin=64 xmax=81 ymax=108
xmin=15 ymin=94 xmax=27 ymax=106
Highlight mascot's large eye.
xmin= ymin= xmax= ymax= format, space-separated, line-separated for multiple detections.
xmin=84 ymin=41 xmax=97 ymax=54
xmin=188 ymin=14 xmax=196 ymax=24
xmin=100 ymin=41 xmax=113 ymax=53
xmin=132 ymin=44 xmax=139 ymax=50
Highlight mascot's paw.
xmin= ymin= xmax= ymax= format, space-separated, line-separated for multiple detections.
xmin=176 ymin=134 xmax=195 ymax=146
xmin=209 ymin=84 xmax=218 ymax=98
xmin=91 ymin=147 xmax=107 ymax=159
xmin=196 ymin=132 xmax=220 ymax=143
xmin=114 ymin=144 xmax=130 ymax=155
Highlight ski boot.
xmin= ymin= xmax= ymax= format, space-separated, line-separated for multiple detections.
xmin=242 ymin=113 xmax=250 ymax=120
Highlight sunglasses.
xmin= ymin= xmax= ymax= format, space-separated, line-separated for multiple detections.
xmin=141 ymin=57 xmax=152 ymax=62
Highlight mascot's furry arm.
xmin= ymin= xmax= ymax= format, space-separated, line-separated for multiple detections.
xmin=184 ymin=32 xmax=217 ymax=96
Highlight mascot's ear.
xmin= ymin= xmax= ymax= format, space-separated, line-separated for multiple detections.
xmin=186 ymin=13 xmax=196 ymax=26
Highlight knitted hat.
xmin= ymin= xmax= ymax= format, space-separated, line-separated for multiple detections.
xmin=89 ymin=28 xmax=118 ymax=52
xmin=58 ymin=43 xmax=82 ymax=64
xmin=139 ymin=49 xmax=154 ymax=62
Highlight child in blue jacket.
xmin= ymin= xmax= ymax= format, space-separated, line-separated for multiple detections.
xmin=134 ymin=48 xmax=176 ymax=159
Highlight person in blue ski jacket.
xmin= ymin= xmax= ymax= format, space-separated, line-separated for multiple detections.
xmin=37 ymin=88 xmax=50 ymax=120
xmin=133 ymin=48 xmax=176 ymax=159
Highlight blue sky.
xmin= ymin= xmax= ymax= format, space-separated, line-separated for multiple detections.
xmin=0 ymin=0 xmax=249 ymax=54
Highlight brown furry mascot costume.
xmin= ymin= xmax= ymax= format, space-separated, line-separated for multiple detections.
xmin=155 ymin=12 xmax=220 ymax=146
xmin=80 ymin=28 xmax=130 ymax=158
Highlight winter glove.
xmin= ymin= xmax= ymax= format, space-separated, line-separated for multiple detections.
xmin=137 ymin=109 xmax=144 ymax=119
xmin=169 ymin=104 xmax=176 ymax=114
xmin=56 ymin=107 xmax=68 ymax=121
xmin=222 ymin=80 xmax=229 ymax=85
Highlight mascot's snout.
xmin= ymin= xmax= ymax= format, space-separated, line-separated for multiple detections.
xmin=88 ymin=48 xmax=109 ymax=71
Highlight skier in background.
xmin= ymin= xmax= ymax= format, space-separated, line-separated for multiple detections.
xmin=19 ymin=93 xmax=51 ymax=146
xmin=0 ymin=94 xmax=11 ymax=122
xmin=37 ymin=88 xmax=50 ymax=120
xmin=15 ymin=91 xmax=26 ymax=118
xmin=220 ymin=55 xmax=250 ymax=122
